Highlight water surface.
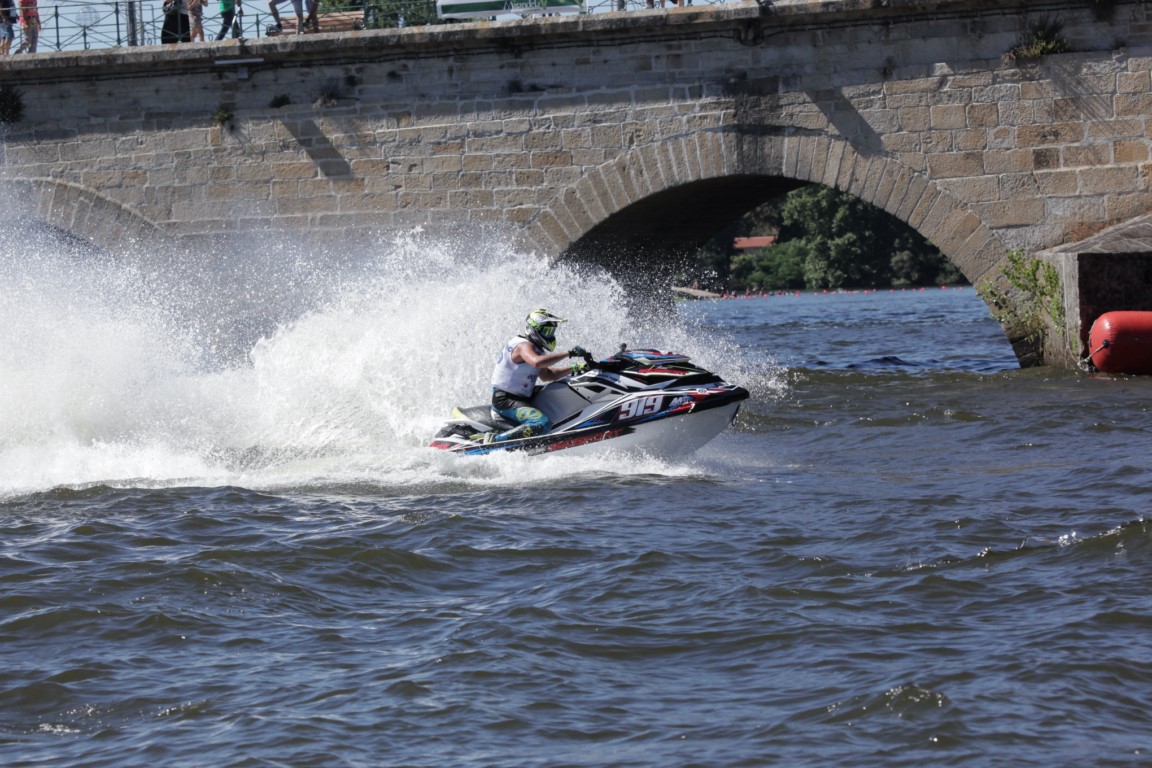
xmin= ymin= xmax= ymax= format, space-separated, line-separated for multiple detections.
xmin=3 ymin=238 xmax=1151 ymax=767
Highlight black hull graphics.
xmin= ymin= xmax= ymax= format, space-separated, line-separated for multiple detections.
xmin=429 ymin=349 xmax=749 ymax=458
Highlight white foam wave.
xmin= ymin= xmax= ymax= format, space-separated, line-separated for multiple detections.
xmin=0 ymin=222 xmax=760 ymax=498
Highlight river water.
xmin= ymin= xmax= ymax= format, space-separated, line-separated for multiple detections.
xmin=3 ymin=228 xmax=1152 ymax=767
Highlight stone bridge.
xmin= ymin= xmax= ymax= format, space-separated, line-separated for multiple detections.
xmin=4 ymin=0 xmax=1152 ymax=367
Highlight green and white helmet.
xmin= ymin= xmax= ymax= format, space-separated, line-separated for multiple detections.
xmin=524 ymin=308 xmax=566 ymax=352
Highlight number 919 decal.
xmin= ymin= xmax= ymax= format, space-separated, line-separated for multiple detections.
xmin=618 ymin=395 xmax=662 ymax=421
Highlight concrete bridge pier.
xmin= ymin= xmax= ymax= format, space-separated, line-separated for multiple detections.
xmin=1042 ymin=220 xmax=1152 ymax=369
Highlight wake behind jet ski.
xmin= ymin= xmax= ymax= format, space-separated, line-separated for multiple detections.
xmin=429 ymin=346 xmax=749 ymax=457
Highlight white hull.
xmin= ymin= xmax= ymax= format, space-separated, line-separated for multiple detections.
xmin=557 ymin=402 xmax=741 ymax=459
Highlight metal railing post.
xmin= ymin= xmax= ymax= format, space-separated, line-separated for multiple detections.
xmin=127 ymin=1 xmax=138 ymax=46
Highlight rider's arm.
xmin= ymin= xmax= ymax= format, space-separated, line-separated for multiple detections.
xmin=512 ymin=342 xmax=574 ymax=383
xmin=512 ymin=341 xmax=568 ymax=368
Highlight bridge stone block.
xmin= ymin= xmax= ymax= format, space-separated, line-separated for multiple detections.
xmin=982 ymin=149 xmax=1032 ymax=175
xmin=908 ymin=184 xmax=942 ymax=231
xmin=1034 ymin=170 xmax=1078 ymax=197
xmin=892 ymin=174 xmax=929 ymax=223
xmin=1110 ymin=142 xmax=1147 ymax=164
xmin=1017 ymin=122 xmax=1087 ymax=148
xmin=1115 ymin=92 xmax=1152 ymax=117
xmin=954 ymin=230 xmax=999 ymax=285
xmin=930 ymin=104 xmax=967 ymax=130
xmin=1106 ymin=191 xmax=1152 ymax=222
xmin=881 ymin=131 xmax=921 ymax=156
xmin=606 ymin=159 xmax=639 ymax=206
xmin=555 ymin=192 xmax=589 ymax=240
xmin=535 ymin=210 xmax=568 ymax=253
xmin=979 ymin=199 xmax=1046 ymax=228
xmin=922 ymin=131 xmax=953 ymax=155
xmin=995 ymin=170 xmax=1041 ymax=204
xmin=829 ymin=145 xmax=855 ymax=192
xmin=574 ymin=178 xmax=608 ymax=222
xmin=494 ymin=188 xmax=537 ymax=209
xmin=936 ymin=209 xmax=981 ymax=255
xmin=1080 ymin=166 xmax=1141 ymax=195
xmin=898 ymin=107 xmax=930 ymax=132
xmin=1065 ymin=143 xmax=1113 ymax=168
xmin=954 ymin=130 xmax=987 ymax=152
xmin=806 ymin=136 xmax=833 ymax=185
xmin=1117 ymin=70 xmax=1151 ymax=92
xmin=845 ymin=154 xmax=876 ymax=199
xmin=926 ymin=151 xmax=984 ymax=179
xmin=938 ymin=176 xmax=998 ymax=204
xmin=673 ymin=137 xmax=701 ymax=184
xmin=590 ymin=166 xmax=625 ymax=214
xmin=868 ymin=159 xmax=900 ymax=213
xmin=531 ymin=150 xmax=573 ymax=169
xmin=544 ymin=166 xmax=583 ymax=188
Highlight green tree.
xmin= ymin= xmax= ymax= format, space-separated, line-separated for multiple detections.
xmin=730 ymin=239 xmax=806 ymax=291
xmin=890 ymin=247 xmax=961 ymax=287
xmin=759 ymin=239 xmax=806 ymax=290
xmin=682 ymin=184 xmax=961 ymax=292
xmin=780 ymin=186 xmax=893 ymax=289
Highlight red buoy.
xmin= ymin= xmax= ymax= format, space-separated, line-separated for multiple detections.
xmin=1088 ymin=311 xmax=1152 ymax=374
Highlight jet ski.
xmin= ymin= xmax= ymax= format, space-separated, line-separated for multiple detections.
xmin=429 ymin=347 xmax=749 ymax=457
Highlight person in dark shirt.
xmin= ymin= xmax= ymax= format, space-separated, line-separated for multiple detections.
xmin=160 ymin=0 xmax=190 ymax=43
xmin=215 ymin=0 xmax=237 ymax=40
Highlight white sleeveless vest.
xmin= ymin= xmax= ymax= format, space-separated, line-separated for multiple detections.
xmin=491 ymin=336 xmax=541 ymax=396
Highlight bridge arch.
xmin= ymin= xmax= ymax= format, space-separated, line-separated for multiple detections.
xmin=1 ymin=178 xmax=163 ymax=255
xmin=535 ymin=134 xmax=1005 ymax=292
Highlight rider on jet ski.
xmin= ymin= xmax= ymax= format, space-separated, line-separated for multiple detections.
xmin=486 ymin=309 xmax=592 ymax=444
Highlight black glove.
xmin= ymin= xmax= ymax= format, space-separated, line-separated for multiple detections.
xmin=570 ymin=359 xmax=589 ymax=376
xmin=567 ymin=346 xmax=590 ymax=359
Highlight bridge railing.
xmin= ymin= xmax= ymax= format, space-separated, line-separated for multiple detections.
xmin=3 ymin=0 xmax=742 ymax=53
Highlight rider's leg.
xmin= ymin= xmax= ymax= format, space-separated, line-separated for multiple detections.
xmin=489 ymin=395 xmax=553 ymax=443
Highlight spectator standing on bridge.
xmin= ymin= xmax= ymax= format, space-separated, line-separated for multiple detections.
xmin=0 ymin=0 xmax=17 ymax=55
xmin=15 ymin=0 xmax=37 ymax=53
xmin=188 ymin=0 xmax=205 ymax=41
xmin=161 ymin=0 xmax=191 ymax=43
xmin=267 ymin=0 xmax=305 ymax=34
xmin=215 ymin=0 xmax=237 ymax=40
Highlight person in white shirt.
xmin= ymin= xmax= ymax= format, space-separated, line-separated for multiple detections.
xmin=487 ymin=309 xmax=590 ymax=443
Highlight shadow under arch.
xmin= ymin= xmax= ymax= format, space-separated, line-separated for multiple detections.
xmin=529 ymin=135 xmax=1008 ymax=296
xmin=0 ymin=177 xmax=164 ymax=255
